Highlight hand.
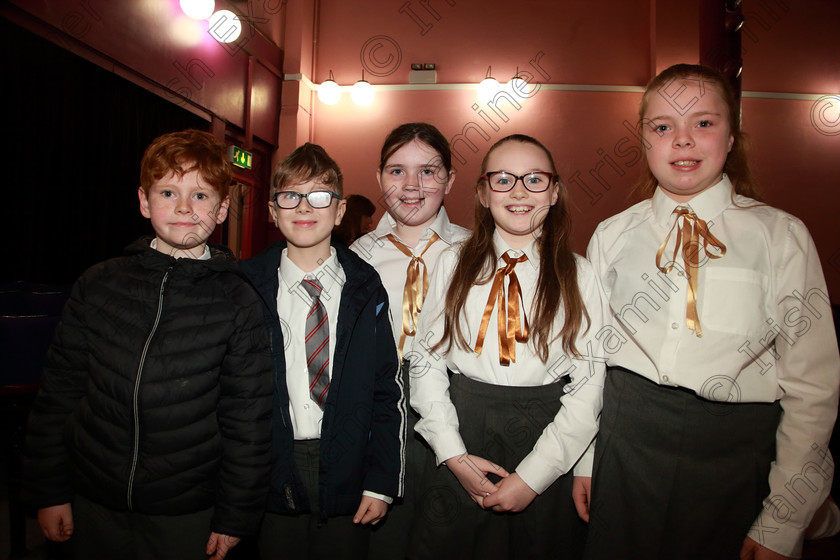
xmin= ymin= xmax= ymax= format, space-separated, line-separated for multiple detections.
xmin=739 ymin=536 xmax=795 ymax=560
xmin=206 ymin=532 xmax=240 ymax=560
xmin=353 ymin=496 xmax=388 ymax=525
xmin=38 ymin=503 xmax=74 ymax=542
xmin=445 ymin=453 xmax=510 ymax=508
xmin=572 ymin=476 xmax=592 ymax=522
xmin=483 ymin=472 xmax=537 ymax=512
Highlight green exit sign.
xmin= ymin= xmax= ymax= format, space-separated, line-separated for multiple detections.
xmin=228 ymin=145 xmax=253 ymax=169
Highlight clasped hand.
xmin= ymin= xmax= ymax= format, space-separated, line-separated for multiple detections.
xmin=445 ymin=453 xmax=538 ymax=512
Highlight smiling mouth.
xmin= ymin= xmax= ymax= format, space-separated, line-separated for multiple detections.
xmin=400 ymin=197 xmax=425 ymax=205
xmin=506 ymin=205 xmax=533 ymax=214
xmin=671 ymin=160 xmax=700 ymax=167
xmin=293 ymin=220 xmax=317 ymax=227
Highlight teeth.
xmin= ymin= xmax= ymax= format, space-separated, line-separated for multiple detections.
xmin=673 ymin=160 xmax=699 ymax=166
xmin=507 ymin=206 xmax=531 ymax=213
xmin=402 ymin=198 xmax=421 ymax=204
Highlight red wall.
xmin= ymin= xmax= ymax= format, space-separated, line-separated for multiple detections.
xmin=4 ymin=0 xmax=839 ymax=299
xmin=299 ymin=0 xmax=840 ymax=301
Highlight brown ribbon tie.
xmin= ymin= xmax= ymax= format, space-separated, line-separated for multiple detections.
xmin=656 ymin=207 xmax=726 ymax=337
xmin=474 ymin=253 xmax=530 ymax=366
xmin=385 ymin=232 xmax=440 ymax=357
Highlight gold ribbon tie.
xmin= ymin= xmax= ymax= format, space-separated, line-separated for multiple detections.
xmin=656 ymin=207 xmax=726 ymax=337
xmin=385 ymin=232 xmax=440 ymax=357
xmin=474 ymin=253 xmax=529 ymax=366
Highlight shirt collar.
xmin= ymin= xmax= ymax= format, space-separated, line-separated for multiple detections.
xmin=278 ymin=246 xmax=344 ymax=297
xmin=371 ymin=207 xmax=456 ymax=245
xmin=492 ymin=230 xmax=540 ymax=271
xmin=149 ymin=238 xmax=211 ymax=260
xmin=652 ymin=174 xmax=733 ymax=227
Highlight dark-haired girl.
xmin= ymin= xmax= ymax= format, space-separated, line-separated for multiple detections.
xmin=351 ymin=123 xmax=470 ymax=559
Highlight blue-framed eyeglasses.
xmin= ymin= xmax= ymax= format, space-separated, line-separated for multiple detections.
xmin=273 ymin=190 xmax=342 ymax=209
xmin=481 ymin=171 xmax=555 ymax=193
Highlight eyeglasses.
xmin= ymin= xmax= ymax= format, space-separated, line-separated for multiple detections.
xmin=481 ymin=171 xmax=555 ymax=193
xmin=273 ymin=190 xmax=341 ymax=209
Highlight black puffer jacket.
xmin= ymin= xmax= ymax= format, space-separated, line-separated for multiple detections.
xmin=22 ymin=238 xmax=273 ymax=537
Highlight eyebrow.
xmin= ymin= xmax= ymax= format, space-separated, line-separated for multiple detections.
xmin=383 ymin=162 xmax=441 ymax=169
xmin=647 ymin=110 xmax=724 ymax=121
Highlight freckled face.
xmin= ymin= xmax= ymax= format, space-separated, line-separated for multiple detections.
xmin=138 ymin=169 xmax=229 ymax=256
xmin=642 ymin=80 xmax=734 ymax=202
xmin=478 ymin=141 xmax=559 ymax=250
xmin=377 ymin=139 xmax=454 ymax=229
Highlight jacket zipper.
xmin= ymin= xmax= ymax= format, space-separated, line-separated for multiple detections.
xmin=126 ymin=264 xmax=173 ymax=510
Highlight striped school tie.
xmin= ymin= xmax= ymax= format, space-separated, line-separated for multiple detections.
xmin=302 ymin=278 xmax=330 ymax=409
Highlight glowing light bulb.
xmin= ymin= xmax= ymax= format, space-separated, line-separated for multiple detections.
xmin=478 ymin=76 xmax=501 ymax=103
xmin=318 ymin=80 xmax=341 ymax=105
xmin=509 ymin=76 xmax=531 ymax=97
xmin=209 ymin=10 xmax=241 ymax=43
xmin=351 ymin=80 xmax=374 ymax=106
xmin=180 ymin=0 xmax=215 ymax=20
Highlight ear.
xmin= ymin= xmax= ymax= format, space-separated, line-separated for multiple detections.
xmin=334 ymin=198 xmax=347 ymax=226
xmin=268 ymin=199 xmax=279 ymax=224
xmin=138 ymin=186 xmax=151 ymax=219
xmin=550 ymin=181 xmax=560 ymax=206
xmin=728 ymin=133 xmax=735 ymax=153
xmin=476 ymin=183 xmax=490 ymax=208
xmin=443 ymin=168 xmax=456 ymax=196
xmin=375 ymin=168 xmax=386 ymax=193
xmin=214 ymin=196 xmax=230 ymax=224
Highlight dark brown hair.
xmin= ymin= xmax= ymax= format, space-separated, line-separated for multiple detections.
xmin=635 ymin=63 xmax=760 ymax=201
xmin=272 ymin=142 xmax=343 ymax=197
xmin=140 ymin=129 xmax=232 ymax=198
xmin=333 ymin=194 xmax=375 ymax=245
xmin=435 ymin=134 xmax=589 ymax=361
xmin=379 ymin=122 xmax=452 ymax=176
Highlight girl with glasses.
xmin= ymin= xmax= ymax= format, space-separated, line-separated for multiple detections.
xmin=407 ymin=134 xmax=606 ymax=559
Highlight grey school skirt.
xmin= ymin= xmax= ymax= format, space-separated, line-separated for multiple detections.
xmin=584 ymin=367 xmax=781 ymax=560
xmin=408 ymin=373 xmax=587 ymax=560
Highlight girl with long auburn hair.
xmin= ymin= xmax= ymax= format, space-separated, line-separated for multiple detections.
xmin=408 ymin=134 xmax=606 ymax=559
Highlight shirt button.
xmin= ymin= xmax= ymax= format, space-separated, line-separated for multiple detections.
xmin=303 ymin=403 xmax=309 ymax=410
xmin=662 ymin=375 xmax=670 ymax=383
xmin=671 ymin=322 xmax=679 ymax=330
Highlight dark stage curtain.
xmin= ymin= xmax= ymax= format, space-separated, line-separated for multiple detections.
xmin=1 ymin=17 xmax=207 ymax=284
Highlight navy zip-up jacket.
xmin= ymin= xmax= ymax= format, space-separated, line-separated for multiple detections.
xmin=241 ymin=241 xmax=405 ymax=520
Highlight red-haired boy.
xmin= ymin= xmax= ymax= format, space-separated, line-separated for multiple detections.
xmin=23 ymin=129 xmax=272 ymax=560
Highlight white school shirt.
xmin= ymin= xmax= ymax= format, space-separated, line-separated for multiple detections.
xmin=276 ymin=248 xmax=392 ymax=504
xmin=277 ymin=248 xmax=345 ymax=440
xmin=350 ymin=208 xmax=471 ymax=355
xmin=409 ymin=231 xmax=607 ymax=494
xmin=586 ymin=175 xmax=840 ymax=557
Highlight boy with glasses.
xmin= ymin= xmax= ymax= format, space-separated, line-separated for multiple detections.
xmin=240 ymin=143 xmax=403 ymax=560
